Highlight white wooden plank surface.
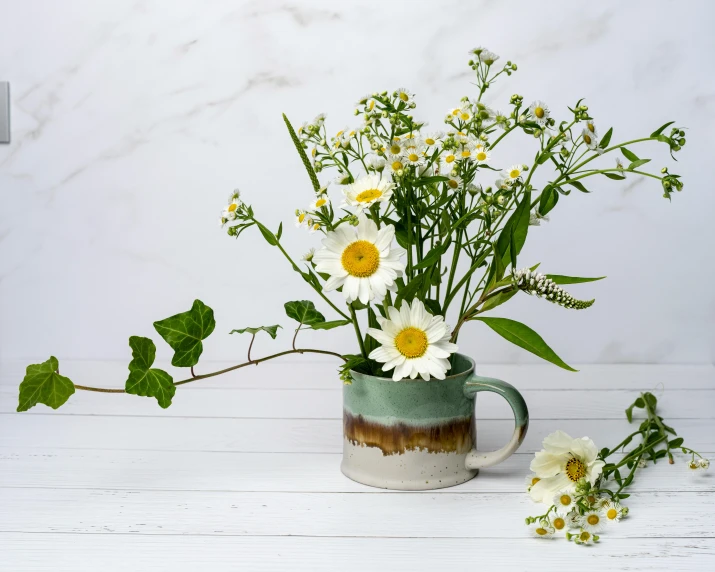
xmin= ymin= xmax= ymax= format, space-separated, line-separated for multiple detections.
xmin=1 ymin=361 xmax=714 ymax=571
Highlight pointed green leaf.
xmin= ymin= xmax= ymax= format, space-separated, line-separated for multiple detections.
xmin=546 ymin=274 xmax=606 ymax=285
xmin=650 ymin=121 xmax=675 ymax=137
xmin=496 ymin=192 xmax=530 ymax=262
xmin=599 ymin=127 xmax=613 ymax=148
xmin=602 ymin=172 xmax=626 ymax=180
xmin=538 ymin=185 xmax=559 ymax=216
xmin=474 ymin=317 xmax=577 ymax=371
xmin=413 ymin=175 xmax=449 ymax=187
xmin=125 ymin=336 xmax=175 ymax=408
xmin=230 ymin=325 xmax=282 ymax=339
xmin=17 ymin=356 xmax=75 ymax=412
xmin=621 ymin=147 xmax=640 ymax=162
xmin=153 ymin=299 xmax=216 ymax=367
xmin=565 ymin=179 xmax=590 ymax=193
xmin=256 ymin=222 xmax=278 ymax=246
xmin=413 ymin=238 xmax=451 ymax=270
xmin=480 ymin=288 xmax=518 ymax=312
xmin=628 ymin=158 xmax=651 ymax=170
xmin=284 ymin=300 xmax=326 ymax=326
xmin=310 ymin=320 xmax=351 ymax=330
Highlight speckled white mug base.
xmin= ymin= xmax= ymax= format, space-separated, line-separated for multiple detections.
xmin=340 ymin=438 xmax=478 ymax=491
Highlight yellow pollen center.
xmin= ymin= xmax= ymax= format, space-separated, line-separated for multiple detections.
xmin=390 ymin=145 xmax=401 ymax=155
xmin=607 ymin=509 xmax=618 ymax=520
xmin=587 ymin=514 xmax=600 ymax=526
xmin=408 ymin=153 xmax=419 ymax=162
xmin=587 ymin=123 xmax=595 ymax=133
xmin=336 ymin=130 xmax=344 ymax=137
xmin=531 ymin=477 xmax=540 ymax=486
xmin=461 ymin=150 xmax=471 ymax=158
xmin=298 ymin=213 xmax=305 ymax=223
xmin=460 ymin=112 xmax=470 ymax=120
xmin=447 ymin=179 xmax=459 ymax=189
xmin=227 ymin=203 xmax=238 ymax=213
xmin=445 ymin=155 xmax=455 ymax=163
xmin=392 ymin=161 xmax=404 ymax=171
xmin=394 ymin=327 xmax=429 ymax=358
xmin=560 ymin=495 xmax=572 ymax=506
xmin=399 ymin=92 xmax=409 ymax=101
xmin=425 ymin=138 xmax=435 ymax=145
xmin=355 ymin=189 xmax=382 ymax=203
xmin=587 ymin=495 xmax=597 ymax=505
xmin=534 ymin=106 xmax=545 ymax=118
xmin=580 ymin=532 xmax=591 ymax=542
xmin=565 ymin=457 xmax=587 ymax=482
xmin=368 ymin=100 xmax=375 ymax=110
xmin=509 ymin=169 xmax=521 ymax=179
xmin=476 ymin=152 xmax=487 ymax=161
xmin=341 ymin=241 xmax=380 ymax=278
xmin=553 ymin=518 xmax=565 ymax=530
xmin=315 ymin=198 xmax=327 ymax=208
xmin=535 ymin=528 xmax=549 ymax=536
xmin=584 ymin=134 xmax=592 ymax=145
xmin=451 ymin=109 xmax=459 ymax=116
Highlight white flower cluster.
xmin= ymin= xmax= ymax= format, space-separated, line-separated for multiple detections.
xmin=514 ymin=268 xmax=594 ymax=310
xmin=688 ymin=457 xmax=710 ymax=470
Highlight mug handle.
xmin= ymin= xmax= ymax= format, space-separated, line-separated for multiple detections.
xmin=463 ymin=374 xmax=529 ymax=470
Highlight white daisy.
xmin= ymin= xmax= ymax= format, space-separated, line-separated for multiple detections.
xmin=313 ymin=113 xmax=326 ymax=125
xmin=342 ymin=174 xmax=395 ymax=212
xmin=474 ymin=145 xmax=491 ymax=164
xmin=579 ymin=509 xmax=605 ymax=533
xmin=423 ymin=131 xmax=444 ymax=147
xmin=309 ymin=195 xmax=330 ymax=210
xmin=528 ymin=100 xmax=550 ymax=127
xmin=601 ymin=500 xmax=625 ymax=523
xmin=334 ymin=172 xmax=352 ymax=185
xmin=529 ymin=521 xmax=554 ymax=538
xmin=550 ymin=514 xmax=568 ymax=533
xmin=574 ymin=530 xmax=595 ymax=545
xmin=700 ymin=458 xmax=710 ymax=469
xmin=395 ymin=88 xmax=414 ymax=103
xmin=365 ymin=154 xmax=386 ymax=171
xmin=306 ymin=218 xmax=321 ymax=234
xmin=493 ymin=110 xmax=509 ymax=130
xmin=502 ymin=164 xmax=524 ymax=185
xmin=388 ymin=157 xmax=405 ymax=174
xmin=529 ymin=431 xmax=606 ymax=503
xmin=403 ymin=143 xmax=426 ymax=167
xmin=584 ymin=120 xmax=598 ymax=138
xmin=386 ymin=138 xmax=405 ymax=158
xmin=302 ymin=248 xmax=316 ymax=262
xmin=445 ymin=173 xmax=463 ymax=191
xmin=441 ymin=149 xmax=458 ymax=172
xmin=313 ymin=214 xmax=405 ymax=304
xmin=295 ymin=211 xmax=307 ymax=228
xmin=469 ymin=46 xmax=488 ymax=57
xmin=456 ymin=105 xmax=472 ymax=122
xmin=525 ymin=474 xmax=541 ymax=492
xmin=553 ymin=490 xmax=577 ymax=514
xmin=366 ymin=299 xmax=459 ymax=381
xmin=581 ymin=128 xmax=599 ymax=150
xmin=479 ymin=50 xmax=500 ymax=65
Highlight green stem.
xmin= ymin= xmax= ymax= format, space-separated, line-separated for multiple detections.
xmin=349 ymin=305 xmax=368 ymax=359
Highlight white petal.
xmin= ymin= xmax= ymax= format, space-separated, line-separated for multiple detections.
xmin=530 ymin=451 xmax=563 ymax=478
xmin=529 ymin=473 xmax=572 ymax=504
xmin=324 ymin=275 xmax=345 ymax=292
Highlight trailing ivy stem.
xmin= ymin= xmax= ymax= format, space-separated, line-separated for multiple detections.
xmin=190 ymin=366 xmax=196 ymax=378
xmin=292 ymin=327 xmax=301 ymax=351
xmin=247 ymin=335 xmax=256 ymax=362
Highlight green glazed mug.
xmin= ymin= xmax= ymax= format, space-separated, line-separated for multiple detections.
xmin=341 ymin=353 xmax=529 ymax=490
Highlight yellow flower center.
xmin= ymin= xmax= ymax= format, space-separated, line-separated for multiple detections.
xmin=587 ymin=122 xmax=595 ymax=133
xmin=336 ymin=130 xmax=344 ymax=137
xmin=565 ymin=457 xmax=587 ymax=482
xmin=447 ymin=178 xmax=459 ymax=189
xmin=341 ymin=240 xmax=380 ymax=278
xmin=559 ymin=495 xmax=572 ymax=506
xmin=606 ymin=508 xmax=618 ymax=520
xmin=580 ymin=531 xmax=591 ymax=542
xmin=587 ymin=514 xmax=600 ymax=526
xmin=368 ymin=100 xmax=375 ymax=111
xmin=460 ymin=112 xmax=470 ymax=120
xmin=227 ymin=203 xmax=238 ymax=213
xmin=445 ymin=154 xmax=456 ymax=163
xmin=392 ymin=160 xmax=404 ymax=171
xmin=583 ymin=134 xmax=592 ymax=145
xmin=509 ymin=169 xmax=521 ymax=179
xmin=425 ymin=137 xmax=436 ymax=145
xmin=315 ymin=198 xmax=327 ymax=208
xmin=355 ymin=189 xmax=382 ymax=203
xmin=476 ymin=152 xmax=487 ymax=161
xmin=460 ymin=150 xmax=471 ymax=158
xmin=399 ymin=92 xmax=409 ymax=102
xmin=553 ymin=517 xmax=565 ymax=530
xmin=408 ymin=153 xmax=420 ymax=162
xmin=531 ymin=477 xmax=540 ymax=486
xmin=390 ymin=145 xmax=401 ymax=155
xmin=298 ymin=213 xmax=306 ymax=223
xmin=451 ymin=109 xmax=459 ymax=116
xmin=535 ymin=527 xmax=549 ymax=536
xmin=534 ymin=106 xmax=545 ymax=119
xmin=394 ymin=327 xmax=428 ymax=358
xmin=587 ymin=495 xmax=597 ymax=505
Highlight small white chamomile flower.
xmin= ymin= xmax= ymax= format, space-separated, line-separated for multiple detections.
xmin=342 ymin=174 xmax=394 ymax=212
xmin=551 ymin=515 xmax=567 ymax=532
xmin=581 ymin=128 xmax=599 ymax=150
xmin=445 ymin=173 xmax=463 ymax=191
xmin=700 ymin=458 xmax=710 ymax=469
xmin=601 ymin=500 xmax=625 ymax=523
xmin=403 ymin=144 xmax=427 ymax=167
xmin=528 ymin=100 xmax=550 ymax=127
xmin=584 ymin=120 xmax=598 ymax=138
xmin=441 ymin=149 xmax=458 ymax=171
xmin=525 ymin=474 xmax=541 ymax=492
xmin=309 ymin=195 xmax=330 ymax=210
xmin=386 ymin=138 xmax=405 ymax=158
xmin=574 ymin=530 xmax=596 ymax=545
xmin=423 ymin=131 xmax=444 ymax=147
xmin=503 ymin=164 xmax=524 ymax=185
xmin=302 ymin=248 xmax=316 ymax=262
xmin=365 ymin=154 xmax=386 ymax=171
xmin=334 ymin=172 xmax=352 ymax=186
xmin=530 ymin=521 xmax=555 ymax=538
xmin=395 ymin=88 xmax=414 ymax=103
xmin=688 ymin=459 xmax=701 ymax=470
xmin=479 ymin=50 xmax=500 ymax=65
xmin=493 ymin=110 xmax=509 ymax=130
xmin=306 ymin=218 xmax=321 ymax=234
xmin=553 ymin=491 xmax=577 ymax=513
xmin=469 ymin=46 xmax=488 ymax=56
xmin=474 ymin=145 xmax=490 ymax=164
xmin=295 ymin=211 xmax=308 ymax=228
xmin=313 ymin=113 xmax=326 ymax=125
xmin=456 ymin=105 xmax=472 ymax=122
xmin=388 ymin=157 xmax=405 ymax=174
xmin=579 ymin=509 xmax=605 ymax=533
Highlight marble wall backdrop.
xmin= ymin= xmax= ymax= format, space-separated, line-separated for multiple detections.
xmin=1 ymin=0 xmax=713 ymax=366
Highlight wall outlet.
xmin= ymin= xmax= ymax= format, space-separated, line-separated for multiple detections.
xmin=0 ymin=82 xmax=9 ymax=144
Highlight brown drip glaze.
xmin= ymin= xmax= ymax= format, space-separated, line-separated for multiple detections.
xmin=343 ymin=410 xmax=473 ymax=456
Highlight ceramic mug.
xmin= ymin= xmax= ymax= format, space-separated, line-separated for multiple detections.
xmin=341 ymin=353 xmax=529 ymax=490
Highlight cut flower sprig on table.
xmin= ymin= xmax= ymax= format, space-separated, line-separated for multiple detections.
xmin=525 ymin=392 xmax=709 ymax=545
xmin=16 ymin=45 xmax=687 ymax=410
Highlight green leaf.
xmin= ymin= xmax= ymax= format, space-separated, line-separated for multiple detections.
xmin=565 ymin=179 xmax=590 ymax=193
xmin=153 ymin=299 xmax=216 ymax=367
xmin=125 ymin=336 xmax=176 ymax=409
xmin=496 ymin=192 xmax=530 ymax=263
xmin=256 ymin=222 xmax=278 ymax=246
xmin=538 ymin=185 xmax=559 ymax=217
xmin=17 ymin=356 xmax=75 ymax=412
xmin=621 ymin=147 xmax=640 ymax=162
xmin=634 ymin=397 xmax=645 ymax=408
xmin=650 ymin=121 xmax=675 ymax=137
xmin=644 ymin=392 xmax=657 ymax=410
xmin=480 ymin=288 xmax=518 ymax=312
xmin=282 ymin=113 xmax=321 ymax=193
xmin=413 ymin=175 xmax=449 ymax=187
xmin=284 ymin=300 xmax=326 ymax=326
xmin=599 ymin=127 xmax=613 ymax=148
xmin=669 ymin=437 xmax=684 ymax=448
xmin=545 ymin=274 xmax=606 ymax=285
xmin=628 ymin=158 xmax=651 ymax=170
xmin=413 ymin=238 xmax=451 ymax=270
xmin=394 ymin=274 xmax=425 ymax=307
xmin=276 ymin=222 xmax=283 ymax=241
xmin=423 ymin=298 xmax=442 ymax=316
xmin=602 ymin=172 xmax=626 ymax=180
xmin=474 ymin=317 xmax=577 ymax=371
xmin=625 ymin=405 xmax=634 ymax=423
xmin=230 ymin=325 xmax=282 ymax=339
xmin=537 ymin=152 xmax=554 ymax=165
xmin=310 ymin=320 xmax=351 ymax=330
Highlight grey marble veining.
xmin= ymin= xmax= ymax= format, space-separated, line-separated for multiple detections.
xmin=0 ymin=0 xmax=713 ymax=365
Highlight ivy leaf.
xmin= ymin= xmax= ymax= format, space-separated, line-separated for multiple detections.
xmin=546 ymin=274 xmax=606 ymax=285
xmin=17 ymin=356 xmax=75 ymax=412
xmin=125 ymin=336 xmax=175 ymax=409
xmin=310 ymin=320 xmax=351 ymax=330
xmin=474 ymin=317 xmax=577 ymax=372
xmin=284 ymin=300 xmax=326 ymax=326
xmin=153 ymin=299 xmax=216 ymax=367
xmin=230 ymin=325 xmax=281 ymax=339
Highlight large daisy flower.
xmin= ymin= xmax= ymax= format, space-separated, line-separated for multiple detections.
xmin=342 ymin=174 xmax=394 ymax=212
xmin=528 ymin=431 xmax=605 ymax=503
xmin=313 ymin=215 xmax=405 ymax=304
xmin=366 ymin=300 xmax=459 ymax=381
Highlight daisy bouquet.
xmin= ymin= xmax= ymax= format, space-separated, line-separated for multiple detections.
xmin=16 ymin=46 xmax=686 ymax=410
